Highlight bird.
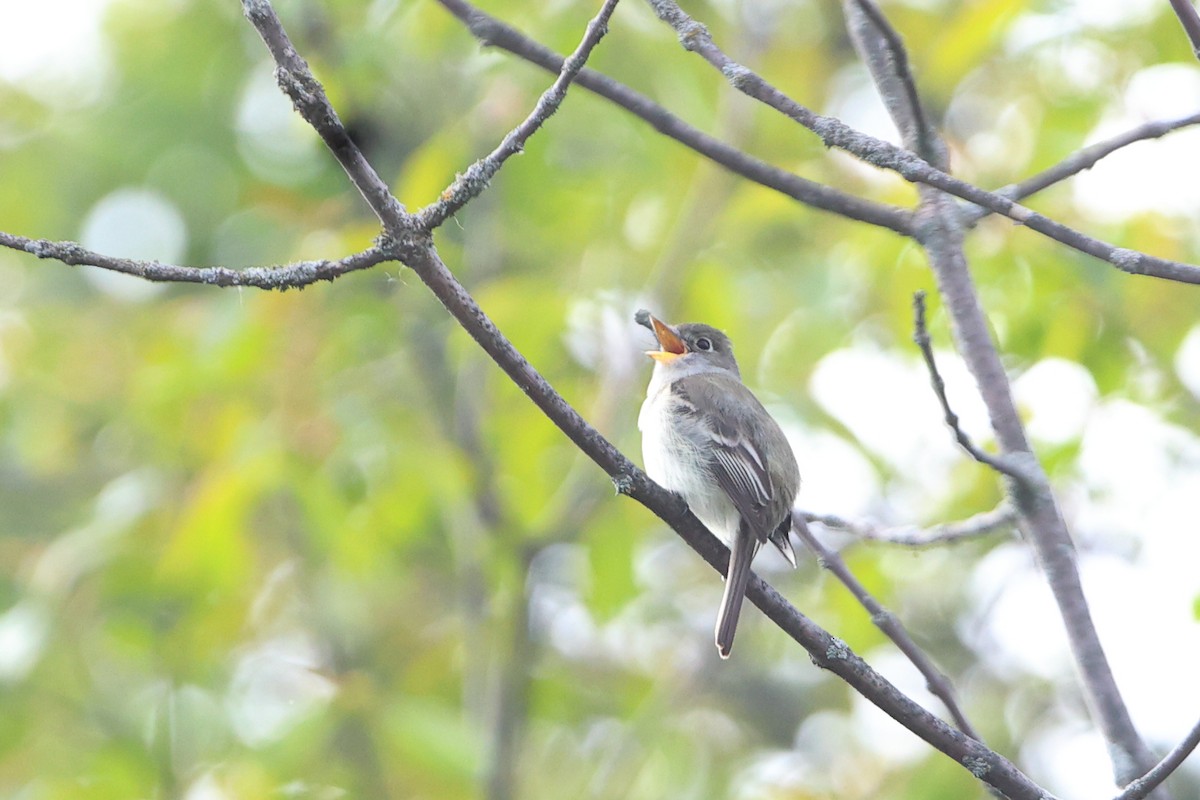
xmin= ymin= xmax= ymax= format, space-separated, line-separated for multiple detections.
xmin=635 ymin=310 xmax=800 ymax=658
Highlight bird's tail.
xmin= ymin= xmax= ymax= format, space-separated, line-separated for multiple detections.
xmin=769 ymin=514 xmax=797 ymax=567
xmin=715 ymin=522 xmax=760 ymax=659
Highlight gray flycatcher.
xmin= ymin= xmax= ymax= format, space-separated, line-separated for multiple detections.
xmin=636 ymin=310 xmax=800 ymax=658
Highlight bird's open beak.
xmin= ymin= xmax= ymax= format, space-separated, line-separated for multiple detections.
xmin=642 ymin=313 xmax=687 ymax=364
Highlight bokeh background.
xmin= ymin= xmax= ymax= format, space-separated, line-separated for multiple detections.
xmin=2 ymin=0 xmax=1200 ymax=797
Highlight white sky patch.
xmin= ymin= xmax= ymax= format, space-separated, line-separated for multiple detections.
xmin=850 ymin=649 xmax=938 ymax=764
xmin=226 ymin=633 xmax=338 ymax=746
xmin=1012 ymin=358 xmax=1097 ymax=445
xmin=1080 ymin=554 xmax=1200 ymax=744
xmin=1174 ymin=323 xmax=1200 ymax=399
xmin=0 ymin=601 xmax=50 ymax=683
xmin=963 ymin=542 xmax=1074 ymax=681
xmin=80 ymin=188 xmax=186 ymax=301
xmin=809 ymin=344 xmax=988 ymax=486
xmin=1076 ymin=400 xmax=1196 ymax=518
xmin=236 ymin=63 xmax=323 ymax=186
xmin=1021 ymin=724 xmax=1119 ymax=800
xmin=1073 ymin=64 xmax=1200 ymax=221
xmin=0 ymin=0 xmax=115 ymax=108
xmin=970 ymin=399 xmax=1200 ymax=748
xmin=779 ymin=422 xmax=879 ymax=518
xmin=1071 ymin=401 xmax=1200 ymax=742
xmin=1059 ymin=0 xmax=1159 ymax=30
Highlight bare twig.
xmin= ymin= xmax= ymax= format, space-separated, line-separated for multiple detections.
xmin=399 ymin=239 xmax=1052 ymax=800
xmin=1170 ymin=0 xmax=1200 ymax=60
xmin=433 ymin=0 xmax=915 ymax=236
xmin=843 ymin=0 xmax=945 ymax=168
xmin=417 ymin=0 xmax=621 ymax=229
xmin=803 ymin=502 xmax=1015 ymax=547
xmin=242 ymin=0 xmax=408 ymax=226
xmin=911 ymin=291 xmax=1025 ymax=480
xmin=0 ymin=0 xmax=1143 ymax=794
xmin=841 ymin=0 xmax=1162 ymax=783
xmin=1114 ymin=715 xmax=1200 ymax=800
xmin=642 ymin=0 xmax=1200 ymax=285
xmin=792 ymin=514 xmax=983 ymax=741
xmin=0 ymin=232 xmax=390 ymax=289
xmin=836 ymin=0 xmax=1167 ymax=787
xmin=965 ymin=112 xmax=1200 ymax=223
xmin=916 ymin=189 xmax=1163 ymax=789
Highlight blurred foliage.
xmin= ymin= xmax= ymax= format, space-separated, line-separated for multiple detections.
xmin=2 ymin=0 xmax=1200 ymax=798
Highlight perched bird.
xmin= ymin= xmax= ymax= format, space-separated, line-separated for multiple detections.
xmin=636 ymin=310 xmax=800 ymax=658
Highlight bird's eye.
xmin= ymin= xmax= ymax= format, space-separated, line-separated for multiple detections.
xmin=695 ymin=337 xmax=713 ymax=351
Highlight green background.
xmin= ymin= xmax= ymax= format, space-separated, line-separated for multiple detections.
xmin=1 ymin=0 xmax=1198 ymax=798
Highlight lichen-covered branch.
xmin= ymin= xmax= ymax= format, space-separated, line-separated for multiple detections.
xmin=841 ymin=1 xmax=1164 ymax=788
xmin=966 ymin=112 xmax=1200 ymax=223
xmin=417 ymin=0 xmax=622 ymax=229
xmin=803 ymin=502 xmax=1015 ymax=547
xmin=400 ymin=239 xmax=1052 ymax=800
xmin=642 ymin=0 xmax=1200 ymax=285
xmin=792 ymin=514 xmax=982 ymax=741
xmin=1114 ymin=715 xmax=1200 ymax=800
xmin=0 ymin=231 xmax=389 ymax=289
xmin=433 ymin=0 xmax=915 ymax=236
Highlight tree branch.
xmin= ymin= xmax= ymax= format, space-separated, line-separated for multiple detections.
xmin=1169 ymin=0 xmax=1200 ymax=60
xmin=641 ymin=0 xmax=1200 ymax=284
xmin=7 ymin=1 xmax=1169 ymax=795
xmin=416 ymin=0 xmax=621 ymax=229
xmin=911 ymin=291 xmax=1025 ymax=480
xmin=399 ymin=239 xmax=1051 ymax=800
xmin=792 ymin=514 xmax=983 ymax=741
xmin=803 ymin=502 xmax=1015 ymax=547
xmin=433 ymin=0 xmax=915 ymax=236
xmin=916 ymin=186 xmax=1163 ymax=789
xmin=842 ymin=0 xmax=945 ymax=169
xmin=0 ymin=232 xmax=390 ymax=289
xmin=839 ymin=1 xmax=1164 ymax=788
xmin=1114 ymin=715 xmax=1200 ymax=800
xmin=964 ymin=112 xmax=1200 ymax=223
xmin=242 ymin=0 xmax=408 ymax=227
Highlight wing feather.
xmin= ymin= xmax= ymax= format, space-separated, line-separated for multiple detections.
xmin=673 ymin=375 xmax=784 ymax=543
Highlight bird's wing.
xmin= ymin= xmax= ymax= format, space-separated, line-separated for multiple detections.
xmin=674 ymin=376 xmax=779 ymax=542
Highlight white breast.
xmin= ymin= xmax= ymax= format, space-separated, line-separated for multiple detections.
xmin=639 ymin=381 xmax=741 ymax=544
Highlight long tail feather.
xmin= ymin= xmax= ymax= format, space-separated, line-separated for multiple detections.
xmin=769 ymin=515 xmax=797 ymax=567
xmin=715 ymin=522 xmax=759 ymax=658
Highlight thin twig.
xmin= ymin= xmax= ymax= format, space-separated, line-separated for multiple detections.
xmin=399 ymin=239 xmax=1054 ymax=800
xmin=433 ymin=0 xmax=915 ymax=237
xmin=642 ymin=0 xmax=1200 ymax=285
xmin=911 ymin=291 xmax=1025 ymax=480
xmin=242 ymin=0 xmax=408 ymax=227
xmin=1114 ymin=715 xmax=1200 ymax=800
xmin=836 ymin=0 xmax=1164 ymax=782
xmin=792 ymin=514 xmax=983 ymax=741
xmin=915 ymin=196 xmax=1164 ymax=788
xmin=0 ymin=1 xmax=1108 ymax=794
xmin=843 ymin=0 xmax=945 ymax=168
xmin=0 ymin=232 xmax=390 ymax=289
xmin=803 ymin=502 xmax=1015 ymax=547
xmin=965 ymin=112 xmax=1200 ymax=224
xmin=1169 ymin=0 xmax=1200 ymax=60
xmin=417 ymin=0 xmax=622 ymax=229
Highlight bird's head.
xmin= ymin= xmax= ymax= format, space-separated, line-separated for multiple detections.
xmin=635 ymin=310 xmax=740 ymax=379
